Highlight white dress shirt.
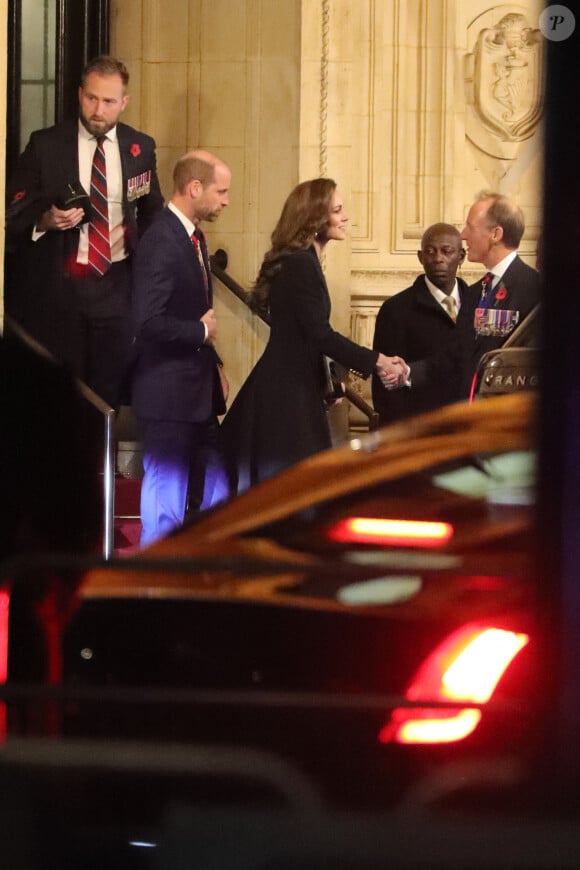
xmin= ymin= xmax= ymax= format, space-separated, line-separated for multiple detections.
xmin=482 ymin=250 xmax=518 ymax=290
xmin=424 ymin=275 xmax=461 ymax=319
xmin=77 ymin=121 xmax=126 ymax=263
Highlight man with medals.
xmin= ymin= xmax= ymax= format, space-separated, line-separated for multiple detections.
xmin=457 ymin=191 xmax=541 ymax=389
xmin=394 ymin=193 xmax=540 ymax=404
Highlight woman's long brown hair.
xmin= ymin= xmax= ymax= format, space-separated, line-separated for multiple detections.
xmin=249 ymin=178 xmax=336 ymax=314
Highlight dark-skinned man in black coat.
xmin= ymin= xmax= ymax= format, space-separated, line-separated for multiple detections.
xmin=372 ymin=222 xmax=468 ymax=424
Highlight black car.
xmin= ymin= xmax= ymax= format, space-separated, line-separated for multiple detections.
xmin=60 ymin=394 xmax=542 ymax=805
xmin=0 ymin=392 xmax=553 ymax=867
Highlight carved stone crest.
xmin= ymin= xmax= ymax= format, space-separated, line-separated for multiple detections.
xmin=466 ymin=12 xmax=543 ymax=159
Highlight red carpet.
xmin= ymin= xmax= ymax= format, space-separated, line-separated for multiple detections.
xmin=114 ymin=476 xmax=142 ymax=555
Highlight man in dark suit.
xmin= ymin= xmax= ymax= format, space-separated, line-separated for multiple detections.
xmin=5 ymin=56 xmax=164 ymax=408
xmin=132 ymin=149 xmax=231 ymax=546
xmin=406 ymin=192 xmax=541 ymax=401
xmin=457 ymin=191 xmax=541 ymax=395
xmin=371 ymin=223 xmax=468 ymax=423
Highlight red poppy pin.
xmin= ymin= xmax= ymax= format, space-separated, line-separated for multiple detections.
xmin=130 ymin=143 xmax=141 ymax=157
xmin=495 ymin=287 xmax=507 ymax=301
xmin=13 ymin=190 xmax=25 ymax=201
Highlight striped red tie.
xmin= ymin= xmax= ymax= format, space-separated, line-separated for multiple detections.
xmin=88 ymin=136 xmax=111 ymax=276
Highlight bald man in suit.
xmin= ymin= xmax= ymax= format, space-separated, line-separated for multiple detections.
xmin=372 ymin=223 xmax=468 ymax=423
xmin=408 ymin=193 xmax=540 ymax=399
xmin=457 ymin=191 xmax=541 ymax=391
xmin=132 ymin=150 xmax=231 ymax=546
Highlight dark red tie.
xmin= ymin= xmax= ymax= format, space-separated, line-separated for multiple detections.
xmin=191 ymin=230 xmax=209 ymax=303
xmin=88 ymin=136 xmax=111 ymax=276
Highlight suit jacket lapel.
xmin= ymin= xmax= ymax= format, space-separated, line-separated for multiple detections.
xmin=490 ymin=281 xmax=509 ymax=309
xmin=414 ymin=276 xmax=447 ymax=316
xmin=58 ymin=121 xmax=81 ymax=188
xmin=307 ymin=246 xmax=331 ymax=315
xmin=196 ymin=228 xmax=213 ymax=305
xmin=166 ymin=209 xmax=209 ymax=301
xmin=68 ymin=124 xmax=80 ymax=178
xmin=490 ymin=256 xmax=522 ymax=309
xmin=166 ymin=208 xmax=196 ymax=260
xmin=57 ymin=123 xmax=82 ymax=261
xmin=414 ymin=275 xmax=460 ymax=321
xmin=116 ymin=124 xmax=131 ymax=205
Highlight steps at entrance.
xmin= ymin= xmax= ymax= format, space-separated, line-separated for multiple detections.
xmin=114 ymin=475 xmax=142 ymax=554
xmin=113 ymin=412 xmax=143 ymax=554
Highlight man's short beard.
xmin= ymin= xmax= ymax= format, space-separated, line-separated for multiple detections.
xmin=80 ymin=115 xmax=114 ymax=137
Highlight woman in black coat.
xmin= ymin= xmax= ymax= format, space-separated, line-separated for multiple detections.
xmin=221 ymin=177 xmax=399 ymax=494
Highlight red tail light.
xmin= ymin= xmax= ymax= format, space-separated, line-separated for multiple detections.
xmin=327 ymin=517 xmax=454 ymax=548
xmin=378 ymin=624 xmax=529 ymax=745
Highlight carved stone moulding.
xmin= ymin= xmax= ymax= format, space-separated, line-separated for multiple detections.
xmin=351 ymin=269 xmax=420 ymax=300
xmin=465 ymin=7 xmax=544 ymax=159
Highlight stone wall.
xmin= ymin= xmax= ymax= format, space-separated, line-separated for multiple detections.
xmin=111 ymin=0 xmax=544 ymax=413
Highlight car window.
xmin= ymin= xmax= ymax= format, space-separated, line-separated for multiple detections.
xmin=432 ymin=450 xmax=535 ymax=504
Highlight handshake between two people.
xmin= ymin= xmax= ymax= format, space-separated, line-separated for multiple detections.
xmin=375 ymin=353 xmax=409 ymax=391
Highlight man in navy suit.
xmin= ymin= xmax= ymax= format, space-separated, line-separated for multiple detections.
xmin=132 ymin=149 xmax=231 ymax=546
xmin=457 ymin=191 xmax=541 ymax=393
xmin=5 ymin=56 xmax=163 ymax=407
xmin=371 ymin=223 xmax=468 ymax=423
xmin=406 ymin=193 xmax=541 ymax=401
